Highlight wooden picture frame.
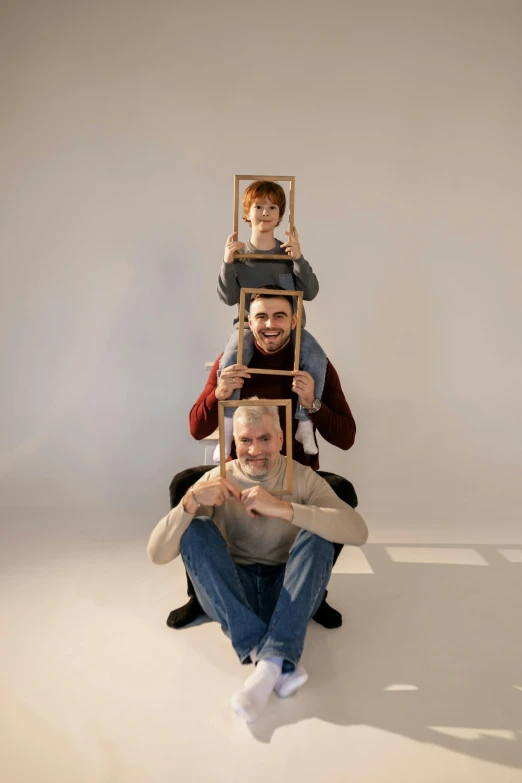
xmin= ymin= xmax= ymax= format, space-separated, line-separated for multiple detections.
xmin=218 ymin=398 xmax=293 ymax=495
xmin=233 ymin=174 xmax=295 ymax=260
xmin=237 ymin=287 xmax=303 ymax=375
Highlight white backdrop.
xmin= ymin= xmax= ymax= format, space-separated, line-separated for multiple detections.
xmin=1 ymin=0 xmax=521 ymax=538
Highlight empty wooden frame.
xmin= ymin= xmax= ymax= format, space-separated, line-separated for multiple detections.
xmin=218 ymin=398 xmax=293 ymax=495
xmin=237 ymin=287 xmax=303 ymax=375
xmin=233 ymin=174 xmax=295 ymax=260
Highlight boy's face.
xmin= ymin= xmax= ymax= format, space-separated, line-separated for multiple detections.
xmin=247 ymin=197 xmax=280 ymax=231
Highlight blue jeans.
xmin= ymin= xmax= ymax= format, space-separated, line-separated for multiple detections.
xmin=218 ymin=327 xmax=327 ymax=421
xmin=180 ymin=518 xmax=334 ymax=673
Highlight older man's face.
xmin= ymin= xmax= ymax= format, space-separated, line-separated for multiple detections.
xmin=234 ymin=413 xmax=283 ymax=478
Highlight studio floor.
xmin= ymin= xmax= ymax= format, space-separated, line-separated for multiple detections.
xmin=1 ymin=512 xmax=521 ymax=783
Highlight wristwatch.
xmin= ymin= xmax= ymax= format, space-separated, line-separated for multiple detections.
xmin=304 ymin=398 xmax=322 ymax=415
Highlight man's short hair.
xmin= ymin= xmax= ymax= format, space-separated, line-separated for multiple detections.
xmin=249 ymin=284 xmax=294 ymax=311
xmin=232 ymin=397 xmax=282 ymax=437
xmin=242 ymin=181 xmax=286 ymax=226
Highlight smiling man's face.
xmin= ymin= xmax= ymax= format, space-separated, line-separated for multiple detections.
xmin=248 ymin=296 xmax=297 ymax=353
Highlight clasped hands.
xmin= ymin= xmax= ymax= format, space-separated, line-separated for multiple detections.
xmin=183 ymin=478 xmax=294 ymax=521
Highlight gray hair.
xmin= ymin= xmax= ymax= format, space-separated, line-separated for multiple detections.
xmin=232 ymin=398 xmax=282 ymax=436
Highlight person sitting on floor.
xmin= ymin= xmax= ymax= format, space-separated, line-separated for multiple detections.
xmin=147 ymin=401 xmax=368 ymax=723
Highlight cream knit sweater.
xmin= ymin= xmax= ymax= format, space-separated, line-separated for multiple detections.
xmin=147 ymin=456 xmax=368 ymax=567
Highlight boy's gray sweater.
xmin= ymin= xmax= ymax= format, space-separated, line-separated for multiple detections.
xmin=217 ymin=239 xmax=319 ymax=327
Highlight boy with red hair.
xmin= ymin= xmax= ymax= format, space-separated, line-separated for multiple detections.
xmin=216 ymin=180 xmax=327 ymax=460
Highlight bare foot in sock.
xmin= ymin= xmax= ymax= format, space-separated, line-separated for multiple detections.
xmin=275 ymin=665 xmax=309 ymax=698
xmin=295 ymin=419 xmax=318 ymax=455
xmin=213 ymin=416 xmax=234 ymax=463
xmin=231 ymin=658 xmax=282 ymax=723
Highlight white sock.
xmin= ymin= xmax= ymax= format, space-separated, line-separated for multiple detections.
xmin=274 ymin=665 xmax=309 ymax=698
xmin=231 ymin=657 xmax=283 ymax=723
xmin=213 ymin=416 xmax=234 ymax=463
xmin=295 ymin=419 xmax=318 ymax=455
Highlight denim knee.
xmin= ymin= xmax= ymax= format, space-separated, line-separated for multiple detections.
xmin=290 ymin=528 xmax=335 ymax=560
xmin=180 ymin=516 xmax=215 ymax=555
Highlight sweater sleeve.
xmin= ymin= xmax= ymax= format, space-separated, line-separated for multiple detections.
xmin=189 ymin=356 xmax=222 ymax=440
xmin=292 ymin=256 xmax=319 ymax=300
xmin=217 ymin=261 xmax=240 ymax=305
xmin=290 ymin=469 xmax=368 ymax=546
xmin=147 ymin=473 xmax=216 ymax=564
xmin=311 ymin=360 xmax=356 ymax=450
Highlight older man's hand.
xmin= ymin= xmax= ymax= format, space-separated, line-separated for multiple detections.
xmin=240 ymin=486 xmax=294 ymax=521
xmin=183 ymin=477 xmax=240 ymax=514
xmin=215 ymin=364 xmax=252 ymax=401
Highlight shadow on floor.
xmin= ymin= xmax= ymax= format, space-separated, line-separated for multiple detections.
xmin=180 ymin=544 xmax=522 ymax=767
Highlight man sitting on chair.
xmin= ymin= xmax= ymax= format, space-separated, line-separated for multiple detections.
xmin=147 ymin=401 xmax=368 ymax=723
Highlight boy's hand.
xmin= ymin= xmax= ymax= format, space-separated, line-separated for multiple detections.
xmin=215 ymin=364 xmax=252 ymax=400
xmin=291 ymin=370 xmax=315 ymax=410
xmin=240 ymin=486 xmax=294 ymax=521
xmin=281 ymin=226 xmax=302 ymax=261
xmin=224 ymin=232 xmax=245 ymax=264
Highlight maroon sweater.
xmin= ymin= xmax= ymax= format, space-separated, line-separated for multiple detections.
xmin=189 ymin=341 xmax=356 ymax=470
